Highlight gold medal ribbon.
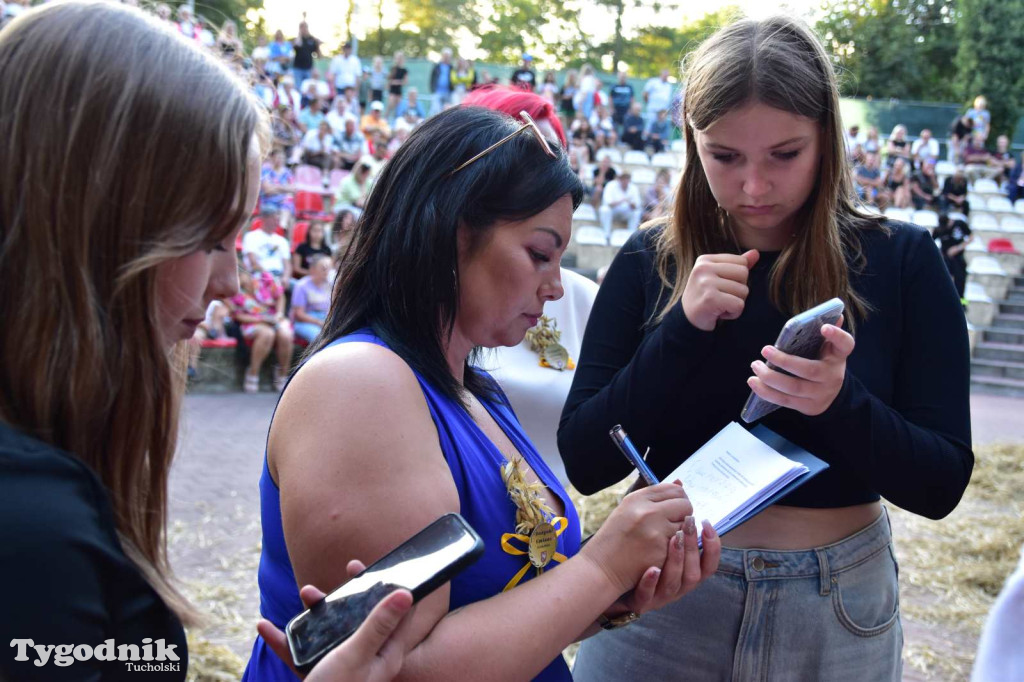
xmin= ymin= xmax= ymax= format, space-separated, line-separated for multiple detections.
xmin=500 ymin=516 xmax=569 ymax=592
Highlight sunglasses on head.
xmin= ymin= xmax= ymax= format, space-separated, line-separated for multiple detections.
xmin=449 ymin=111 xmax=557 ymax=176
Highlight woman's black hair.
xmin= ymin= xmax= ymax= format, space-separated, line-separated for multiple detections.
xmin=305 ymin=220 xmax=324 ymax=247
xmin=308 ymin=106 xmax=584 ymax=406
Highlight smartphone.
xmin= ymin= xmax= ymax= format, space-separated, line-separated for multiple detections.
xmin=740 ymin=298 xmax=845 ymax=424
xmin=286 ymin=513 xmax=485 ymax=674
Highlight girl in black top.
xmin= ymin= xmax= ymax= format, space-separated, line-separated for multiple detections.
xmin=292 ymin=220 xmax=333 ymax=279
xmin=562 ymin=15 xmax=972 ymax=681
xmin=0 ymin=4 xmax=413 ymax=681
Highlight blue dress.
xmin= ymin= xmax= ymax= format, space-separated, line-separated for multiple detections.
xmin=242 ymin=330 xmax=582 ymax=681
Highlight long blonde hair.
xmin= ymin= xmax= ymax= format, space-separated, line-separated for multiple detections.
xmin=654 ymin=15 xmax=882 ymax=327
xmin=0 ymin=1 xmax=267 ymax=622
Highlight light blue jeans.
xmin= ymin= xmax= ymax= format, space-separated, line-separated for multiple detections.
xmin=293 ymin=311 xmax=326 ymax=343
xmin=573 ymin=509 xmax=902 ymax=682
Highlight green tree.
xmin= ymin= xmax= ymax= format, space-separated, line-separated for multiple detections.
xmin=190 ymin=0 xmax=263 ymax=36
xmin=393 ymin=0 xmax=480 ymax=56
xmin=618 ymin=6 xmax=741 ymax=78
xmin=954 ymin=0 xmax=1024 ymax=137
xmin=816 ymin=0 xmax=958 ymax=101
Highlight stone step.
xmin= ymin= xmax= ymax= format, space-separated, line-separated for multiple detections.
xmin=993 ymin=314 xmax=1024 ymax=330
xmin=1015 ymin=275 xmax=1024 ymax=288
xmin=971 ymin=358 xmax=1024 ymax=381
xmin=999 ymin=301 xmax=1024 ymax=316
xmin=970 ymin=374 xmax=1024 ymax=397
xmin=974 ymin=342 xmax=1024 ymax=363
xmin=981 ymin=327 xmax=1024 ymax=345
xmin=1008 ymin=287 xmax=1024 ymax=302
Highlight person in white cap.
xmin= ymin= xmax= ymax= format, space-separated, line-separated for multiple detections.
xmin=360 ymin=100 xmax=391 ymax=139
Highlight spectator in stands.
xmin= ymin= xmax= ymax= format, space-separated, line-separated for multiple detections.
xmin=621 ymin=101 xmax=646 ymax=151
xmin=326 ymin=96 xmax=355 ymax=136
xmin=335 ymin=158 xmax=374 ymax=215
xmin=300 ymin=120 xmax=337 ymax=171
xmin=231 ymin=268 xmax=294 ymax=393
xmin=642 ymin=69 xmax=673 ymax=124
xmin=386 ymin=51 xmax=408 ymax=120
xmin=451 ymin=57 xmax=477 ymax=105
xmin=933 ymin=213 xmax=972 ymax=299
xmin=271 ymin=105 xmax=302 ymax=160
xmin=367 ymin=56 xmax=387 ymax=105
xmin=642 ymin=168 xmax=672 ymax=222
xmin=331 ymin=209 xmax=357 ymax=263
xmin=297 ymin=98 xmax=325 ymax=133
xmin=911 ymin=128 xmax=939 ymax=168
xmin=511 ymin=53 xmax=537 ymax=91
xmin=187 ymin=301 xmax=230 ymax=380
xmin=260 ymin=149 xmax=296 ymax=220
xmin=599 ymin=171 xmax=641 ymax=239
xmin=337 ymin=117 xmax=368 ymax=170
xmin=429 ymin=48 xmax=455 ymax=114
xmin=645 ymin=108 xmax=670 ymax=153
xmin=885 ymin=124 xmax=911 ymax=167
xmin=341 ymin=85 xmax=362 ymax=119
xmin=277 ymin=74 xmax=302 ymax=112
xmin=610 ymin=71 xmax=634 ymax=127
xmin=539 ymin=71 xmax=559 ymax=102
xmin=250 ymin=56 xmax=278 ymax=110
xmin=175 ymin=4 xmax=199 ymax=41
xmin=941 ymin=166 xmax=970 ymax=215
xmin=300 ymin=68 xmax=331 ymax=107
xmin=989 ymin=134 xmax=1016 ymax=182
xmin=291 ymin=253 xmax=333 ymax=344
xmin=963 ymin=132 xmax=998 ymax=183
xmin=388 ymin=126 xmax=410 ymax=157
xmin=949 ymin=113 xmax=973 ymax=163
xmin=244 ymin=208 xmax=293 ymax=281
xmin=360 ymin=100 xmax=391 ymax=139
xmin=559 ymin=69 xmax=579 ymax=121
xmin=292 ymin=220 xmax=332 ymax=280
xmin=267 ymin=29 xmax=293 ymax=79
xmin=154 ymin=2 xmax=171 ymax=22
xmin=844 ymin=124 xmax=863 ymax=157
xmin=910 ymin=159 xmax=941 ymax=211
xmin=966 ymin=95 xmax=991 ymax=142
xmin=216 ymin=20 xmax=243 ymax=63
xmin=1008 ymin=152 xmax=1024 ymax=203
xmin=589 ymin=155 xmax=617 ymax=206
xmin=394 ymin=86 xmax=426 ymax=123
xmin=577 ymin=64 xmax=599 ymax=119
xmin=863 ymin=125 xmax=881 ymax=155
xmin=291 ymin=21 xmax=320 ymax=86
xmin=328 ymin=41 xmax=362 ymax=96
xmin=590 ymin=103 xmax=615 ymax=136
xmin=884 ymin=158 xmax=912 ymax=208
xmin=854 ymin=152 xmax=888 ymax=208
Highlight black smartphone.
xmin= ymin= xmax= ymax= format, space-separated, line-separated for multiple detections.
xmin=285 ymin=513 xmax=484 ymax=674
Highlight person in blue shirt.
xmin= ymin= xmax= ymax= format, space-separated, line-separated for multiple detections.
xmin=393 ymin=86 xmax=426 ymax=123
xmin=243 ymin=106 xmax=721 ymax=682
xmin=429 ymin=48 xmax=454 ymax=115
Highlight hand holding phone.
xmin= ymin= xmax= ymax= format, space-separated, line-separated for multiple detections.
xmin=681 ymin=250 xmax=760 ymax=332
xmin=742 ymin=298 xmax=855 ymax=422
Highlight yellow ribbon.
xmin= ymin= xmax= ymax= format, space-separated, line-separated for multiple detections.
xmin=500 ymin=516 xmax=569 ymax=592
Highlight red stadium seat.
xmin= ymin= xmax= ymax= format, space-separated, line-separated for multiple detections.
xmin=988 ymin=238 xmax=1019 ymax=254
xmin=294 ymin=192 xmax=331 ymax=221
xmin=291 ymin=221 xmax=310 ymax=250
xmin=200 ymin=337 xmax=238 ymax=349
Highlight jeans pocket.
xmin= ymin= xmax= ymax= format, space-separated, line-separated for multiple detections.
xmin=831 ymin=544 xmax=901 ymax=637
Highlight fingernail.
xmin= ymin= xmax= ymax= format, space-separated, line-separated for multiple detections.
xmin=702 ymin=519 xmax=716 ymax=537
xmin=747 ymin=377 xmax=756 ymax=387
xmin=762 ymin=346 xmax=773 ymax=358
xmin=683 ymin=516 xmax=696 ymax=536
xmin=675 ymin=530 xmax=685 ymax=549
xmin=651 ymin=567 xmax=662 ymax=579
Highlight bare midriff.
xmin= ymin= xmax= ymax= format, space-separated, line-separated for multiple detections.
xmin=719 ymin=501 xmax=883 ymax=550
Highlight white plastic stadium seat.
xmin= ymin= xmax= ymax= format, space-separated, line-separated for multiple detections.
xmin=609 ymin=229 xmax=633 ymax=247
xmin=883 ymin=207 xmax=913 ymax=223
xmin=987 ymin=196 xmax=1014 ymax=213
xmin=574 ymin=226 xmax=607 ymax=245
xmin=912 ymin=211 xmax=938 ymax=229
xmin=934 ymin=161 xmax=956 ymax=177
xmin=1000 ymin=216 xmax=1024 ymax=233
xmin=1015 ymin=199 xmax=1024 ymax=214
xmin=623 ymin=150 xmax=650 ymax=166
xmin=973 ymin=178 xmax=1000 ymax=193
xmin=964 ymin=281 xmax=992 ymax=303
xmin=650 ymin=152 xmax=678 ymax=169
xmin=966 ymin=237 xmax=987 ymax=253
xmin=971 ymin=213 xmax=1000 ymax=230
xmin=671 ymin=139 xmax=686 ymax=152
xmin=631 ymin=168 xmax=657 ymax=185
xmin=573 ymin=204 xmax=598 ymax=223
xmin=967 ymin=194 xmax=988 ymax=210
xmin=595 ymin=148 xmax=622 ymax=163
xmin=967 ymin=256 xmax=1006 ymax=275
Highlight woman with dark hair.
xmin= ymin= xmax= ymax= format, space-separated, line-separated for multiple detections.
xmin=292 ymin=220 xmax=331 ymax=279
xmin=243 ymin=106 xmax=721 ymax=681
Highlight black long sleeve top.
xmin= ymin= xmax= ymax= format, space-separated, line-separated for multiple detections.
xmin=0 ymin=423 xmax=187 ymax=680
xmin=558 ymin=221 xmax=973 ymax=520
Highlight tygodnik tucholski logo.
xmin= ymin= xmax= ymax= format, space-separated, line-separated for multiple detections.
xmin=10 ymin=638 xmax=181 ymax=672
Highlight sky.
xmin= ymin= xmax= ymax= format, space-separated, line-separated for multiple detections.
xmin=255 ymin=0 xmax=819 ymax=60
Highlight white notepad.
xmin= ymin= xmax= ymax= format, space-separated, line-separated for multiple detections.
xmin=662 ymin=422 xmax=809 ymax=536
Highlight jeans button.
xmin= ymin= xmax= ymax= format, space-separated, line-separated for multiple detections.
xmin=751 ymin=557 xmax=765 ymax=571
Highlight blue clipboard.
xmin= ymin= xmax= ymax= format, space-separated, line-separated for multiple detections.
xmin=719 ymin=424 xmax=829 ymax=533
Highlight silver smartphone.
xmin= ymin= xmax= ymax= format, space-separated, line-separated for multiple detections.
xmin=285 ymin=513 xmax=484 ymax=674
xmin=740 ymin=298 xmax=845 ymax=423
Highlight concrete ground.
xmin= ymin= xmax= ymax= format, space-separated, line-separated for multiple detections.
xmin=168 ymin=390 xmax=1023 ymax=674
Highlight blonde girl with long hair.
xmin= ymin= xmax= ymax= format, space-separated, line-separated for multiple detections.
xmin=0 ymin=3 xmax=413 ymax=680
xmin=560 ymin=15 xmax=973 ymax=680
